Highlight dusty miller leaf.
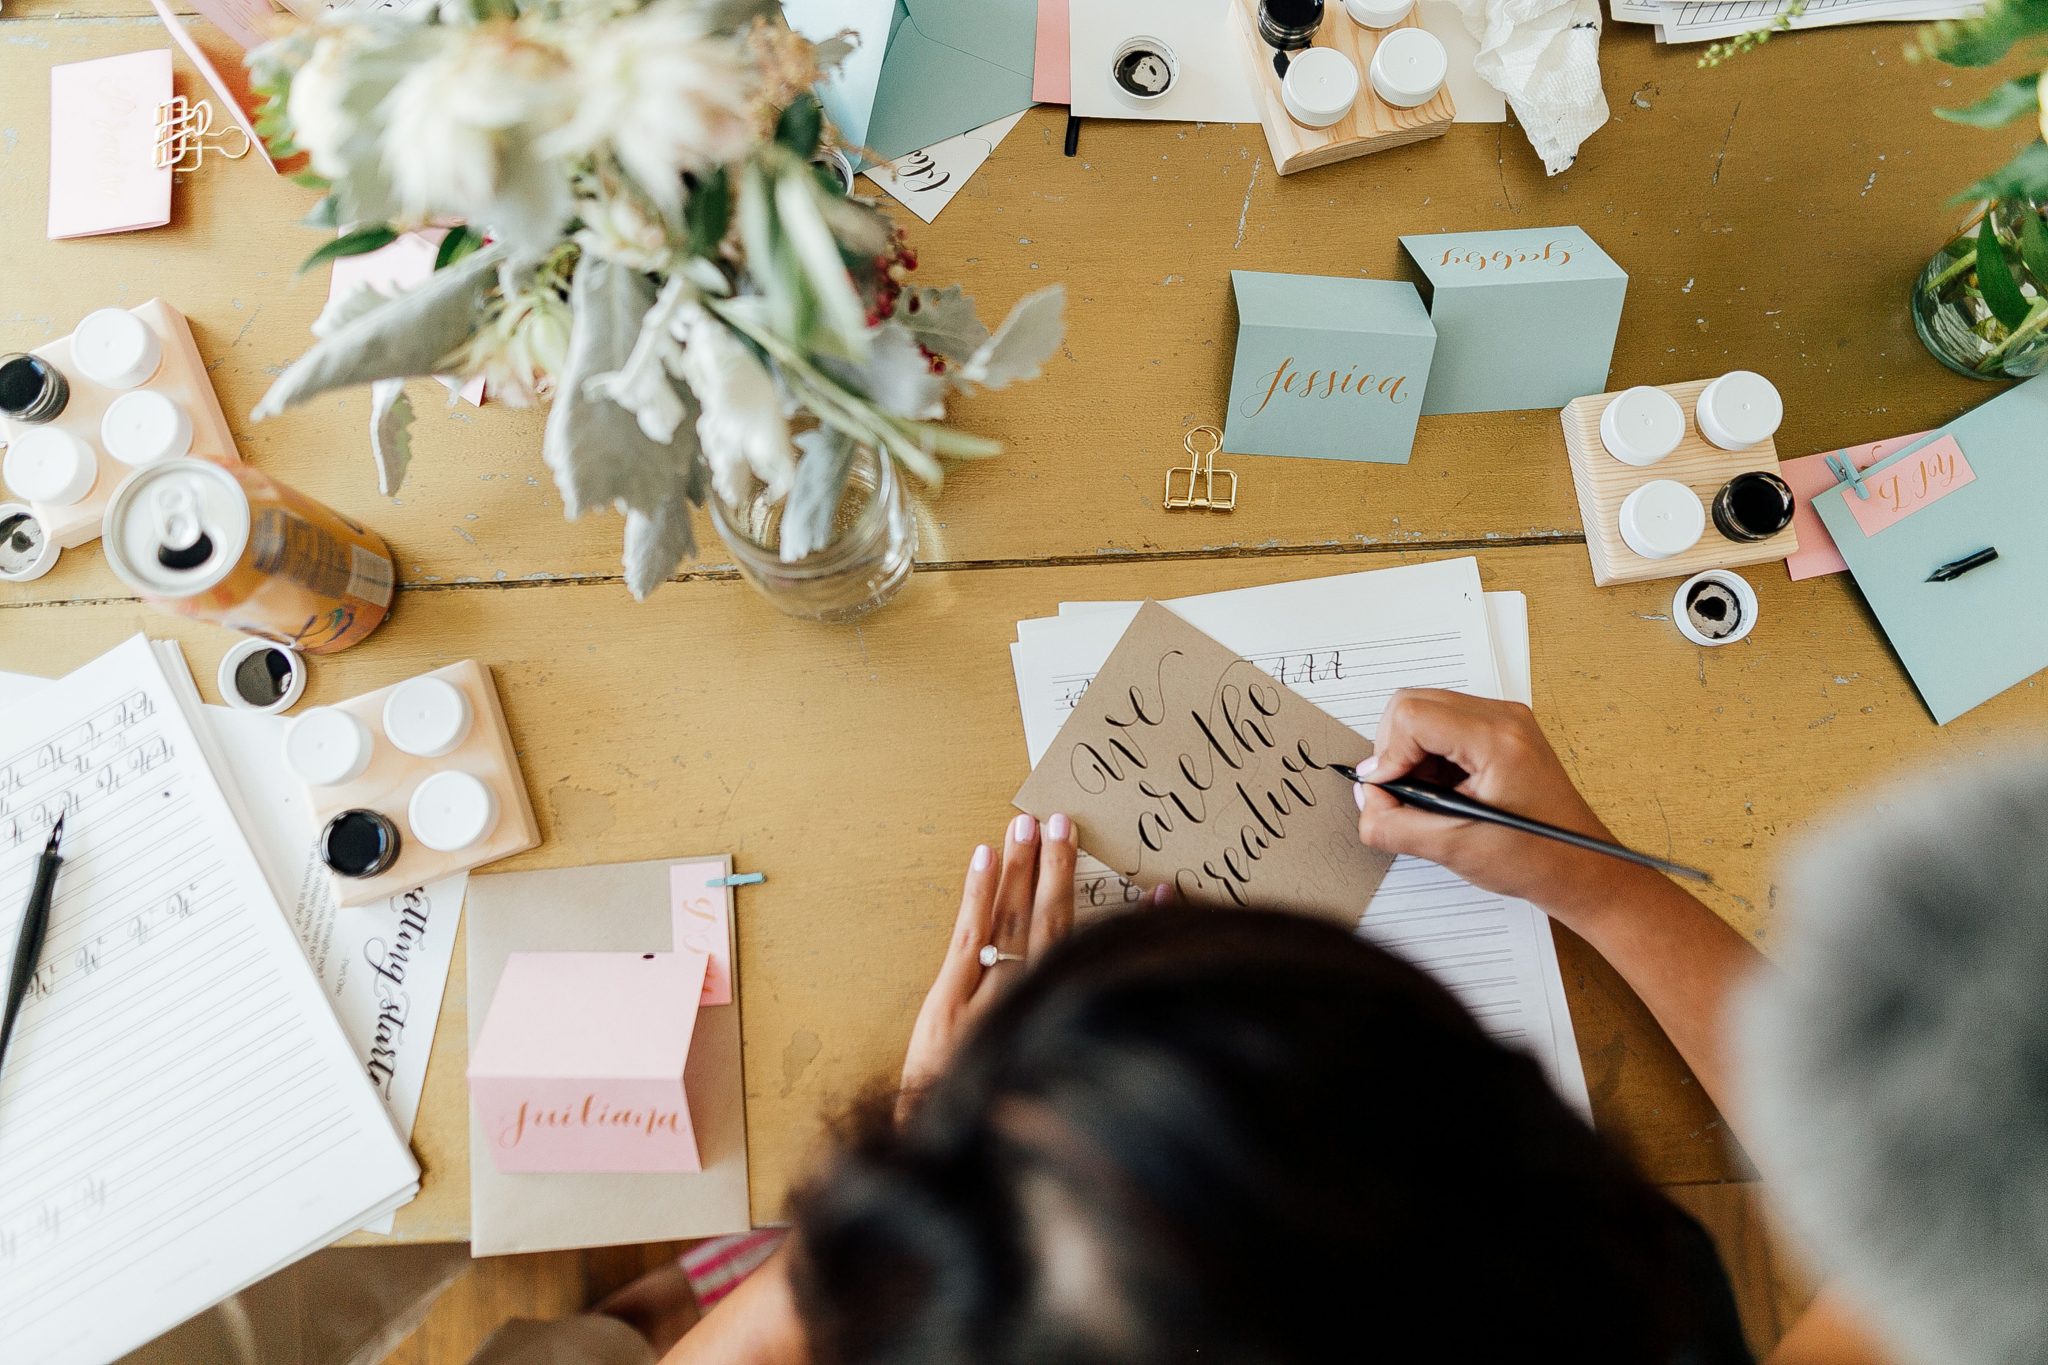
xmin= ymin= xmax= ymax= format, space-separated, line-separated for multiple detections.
xmin=542 ymin=257 xmax=706 ymax=521
xmin=368 ymin=379 xmax=414 ymax=496
xmin=818 ymin=320 xmax=944 ymax=419
xmin=253 ymin=242 xmax=506 ymax=420
xmin=621 ymin=479 xmax=699 ymax=600
xmin=585 ymin=273 xmax=695 ymax=444
xmin=896 ymin=284 xmax=990 ymax=363
xmin=961 ymin=285 xmax=1065 ymax=390
xmin=782 ymin=428 xmax=854 ymax=561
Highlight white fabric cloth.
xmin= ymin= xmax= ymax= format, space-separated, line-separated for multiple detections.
xmin=1443 ymin=0 xmax=1610 ymax=174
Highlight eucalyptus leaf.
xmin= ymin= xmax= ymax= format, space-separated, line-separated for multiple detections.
xmin=253 ymin=241 xmax=506 ymax=420
xmin=2022 ymin=209 xmax=2048 ymax=286
xmin=896 ymin=284 xmax=990 ymax=362
xmin=775 ymin=94 xmax=824 ymax=159
xmin=960 ymin=285 xmax=1065 ymax=389
xmin=434 ymin=225 xmax=483 ymax=271
xmin=621 ymin=479 xmax=699 ymax=600
xmin=1956 ymin=140 xmax=2048 ymax=204
xmin=1976 ymin=212 xmax=2033 ymax=329
xmin=1936 ymin=76 xmax=2043 ymax=127
xmin=774 ymin=168 xmax=871 ymax=357
xmin=298 ymin=225 xmax=399 ymax=277
xmin=685 ymin=168 xmax=732 ymax=258
xmin=782 ymin=428 xmax=854 ymax=561
xmin=543 ymin=257 xmax=706 ymax=520
xmin=1915 ymin=0 xmax=2048 ymax=67
xmin=368 ymin=379 xmax=415 ymax=496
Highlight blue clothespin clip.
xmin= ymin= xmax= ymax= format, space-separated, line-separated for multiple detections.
xmin=705 ymin=872 xmax=764 ymax=888
xmin=1823 ymin=450 xmax=1871 ymax=501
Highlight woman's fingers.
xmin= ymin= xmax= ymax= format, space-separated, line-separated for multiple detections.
xmin=976 ymin=813 xmax=1040 ymax=987
xmin=1027 ymin=813 xmax=1077 ymax=959
xmin=928 ymin=842 xmax=998 ymax=1009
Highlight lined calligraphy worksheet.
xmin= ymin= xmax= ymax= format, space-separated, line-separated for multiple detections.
xmin=0 ymin=636 xmax=417 ymax=1365
xmin=1011 ymin=560 xmax=1588 ymax=1112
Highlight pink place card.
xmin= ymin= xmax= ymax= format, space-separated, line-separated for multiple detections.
xmin=47 ymin=50 xmax=174 ymax=240
xmin=469 ymin=949 xmax=711 ymax=1173
xmin=1844 ymin=434 xmax=1975 ymax=538
xmin=669 ymin=861 xmax=735 ymax=1007
xmin=1781 ymin=431 xmax=1930 ymax=579
xmin=1033 ymin=0 xmax=1071 ymax=104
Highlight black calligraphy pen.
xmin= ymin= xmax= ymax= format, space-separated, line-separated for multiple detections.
xmin=1329 ymin=767 xmax=1712 ymax=884
xmin=0 ymin=815 xmax=65 ymax=1082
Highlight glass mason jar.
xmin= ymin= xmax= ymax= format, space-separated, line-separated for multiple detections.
xmin=710 ymin=442 xmax=917 ymax=622
xmin=1912 ymin=198 xmax=2048 ymax=380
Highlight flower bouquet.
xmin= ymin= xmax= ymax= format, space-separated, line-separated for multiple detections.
xmin=248 ymin=0 xmax=1063 ymax=598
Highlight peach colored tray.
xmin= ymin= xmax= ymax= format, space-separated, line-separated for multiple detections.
xmin=1561 ymin=377 xmax=1797 ymax=587
xmin=300 ymin=660 xmax=541 ymax=908
xmin=1230 ymin=0 xmax=1455 ymax=176
xmin=0 ymin=299 xmax=242 ymax=548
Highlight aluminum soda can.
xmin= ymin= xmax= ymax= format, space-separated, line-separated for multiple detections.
xmin=103 ymin=457 xmax=394 ymax=653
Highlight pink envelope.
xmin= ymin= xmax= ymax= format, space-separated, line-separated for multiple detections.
xmin=48 ymin=51 xmax=174 ymax=240
xmin=1034 ymin=0 xmax=1071 ymax=104
xmin=1782 ymin=431 xmax=1930 ymax=580
xmin=330 ymin=231 xmax=487 ymax=405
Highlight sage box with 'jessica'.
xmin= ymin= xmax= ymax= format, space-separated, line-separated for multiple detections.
xmin=1219 ymin=270 xmax=1437 ymax=465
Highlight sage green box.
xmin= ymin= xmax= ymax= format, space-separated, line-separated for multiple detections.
xmin=1220 ymin=270 xmax=1437 ymax=466
xmin=1399 ymin=225 xmax=1628 ymax=415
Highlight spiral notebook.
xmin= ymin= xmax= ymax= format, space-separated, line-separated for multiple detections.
xmin=0 ymin=636 xmax=419 ymax=1365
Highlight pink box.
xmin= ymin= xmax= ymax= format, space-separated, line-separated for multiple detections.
xmin=469 ymin=949 xmax=710 ymax=1174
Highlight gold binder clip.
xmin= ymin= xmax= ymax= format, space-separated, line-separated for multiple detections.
xmin=1164 ymin=425 xmax=1237 ymax=512
xmin=153 ymin=97 xmax=252 ymax=173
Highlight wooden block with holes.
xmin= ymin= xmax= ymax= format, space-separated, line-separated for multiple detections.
xmin=1230 ymin=0 xmax=1454 ymax=175
xmin=1562 ymin=378 xmax=1798 ymax=587
xmin=300 ymin=660 xmax=540 ymax=908
xmin=0 ymin=300 xmax=241 ymax=549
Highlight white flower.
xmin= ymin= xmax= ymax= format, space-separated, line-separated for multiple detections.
xmin=546 ymin=2 xmax=758 ymax=212
xmin=383 ymin=26 xmax=574 ymax=227
xmin=458 ymin=288 xmax=572 ymax=408
xmin=675 ymin=304 xmax=795 ymax=504
xmin=575 ymin=182 xmax=676 ymax=273
xmin=286 ymin=33 xmax=358 ymax=179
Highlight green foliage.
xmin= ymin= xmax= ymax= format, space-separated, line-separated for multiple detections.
xmin=1912 ymin=0 xmax=2048 ymax=66
xmin=1938 ymin=75 xmax=2044 ymax=126
xmin=685 ymin=168 xmax=732 ymax=258
xmin=1976 ymin=212 xmax=2035 ymax=327
xmin=774 ymin=95 xmax=824 ymax=160
xmin=434 ymin=225 xmax=484 ymax=271
xmin=297 ymin=224 xmax=399 ymax=276
xmin=1698 ymin=0 xmax=1808 ymax=66
xmin=1955 ymin=138 xmax=2048 ymax=203
xmin=2021 ymin=207 xmax=2048 ymax=278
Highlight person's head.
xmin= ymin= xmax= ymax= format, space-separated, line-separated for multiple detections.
xmin=789 ymin=909 xmax=1748 ymax=1363
xmin=1740 ymin=753 xmax=2048 ymax=1365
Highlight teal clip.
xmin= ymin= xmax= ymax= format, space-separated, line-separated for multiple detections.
xmin=706 ymin=872 xmax=764 ymax=888
xmin=1824 ymin=451 xmax=1871 ymax=501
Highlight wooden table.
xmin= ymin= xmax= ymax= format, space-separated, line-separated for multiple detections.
xmin=5 ymin=2 xmax=2037 ymax=1244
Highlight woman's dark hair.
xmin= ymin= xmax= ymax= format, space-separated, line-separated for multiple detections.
xmin=788 ymin=909 xmax=1752 ymax=1364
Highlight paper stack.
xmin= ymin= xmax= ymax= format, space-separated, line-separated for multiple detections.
xmin=0 ymin=637 xmax=423 ymax=1364
xmin=1607 ymin=0 xmax=1979 ymax=44
xmin=1008 ymin=558 xmax=1589 ymax=1110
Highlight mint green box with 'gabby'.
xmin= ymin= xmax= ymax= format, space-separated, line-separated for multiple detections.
xmin=1399 ymin=226 xmax=1627 ymax=415
xmin=1220 ymin=271 xmax=1437 ymax=465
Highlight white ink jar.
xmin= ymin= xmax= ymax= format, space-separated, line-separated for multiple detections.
xmin=287 ymin=706 xmax=374 ymax=786
xmin=1344 ymin=0 xmax=1413 ymax=25
xmin=1672 ymin=568 xmax=1759 ymax=647
xmin=1694 ymin=370 xmax=1782 ymax=451
xmin=1618 ymin=479 xmax=1706 ymax=561
xmin=1282 ymin=48 xmax=1360 ymax=128
xmin=219 ymin=637 xmax=306 ymax=715
xmin=1111 ymin=35 xmax=1178 ymax=104
xmin=72 ymin=308 xmax=163 ymax=390
xmin=0 ymin=504 xmax=58 ymax=582
xmin=409 ymin=770 xmax=498 ymax=852
xmin=1599 ymin=386 xmax=1685 ymax=467
xmin=101 ymin=390 xmax=193 ymax=467
xmin=3 ymin=427 xmax=98 ymax=506
xmin=383 ymin=675 xmax=472 ymax=758
xmin=1368 ymin=28 xmax=1446 ymax=108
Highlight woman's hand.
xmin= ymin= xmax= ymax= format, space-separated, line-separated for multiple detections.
xmin=1354 ymin=689 xmax=1655 ymax=924
xmin=899 ymin=812 xmax=1077 ymax=1112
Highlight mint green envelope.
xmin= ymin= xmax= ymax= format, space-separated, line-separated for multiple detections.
xmin=1220 ymin=271 xmax=1437 ymax=465
xmin=1814 ymin=371 xmax=2048 ymax=725
xmin=1399 ymin=226 xmax=1627 ymax=415
xmin=783 ymin=0 xmax=1037 ymax=165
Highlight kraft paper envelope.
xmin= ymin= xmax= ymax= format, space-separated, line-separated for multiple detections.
xmin=783 ymin=0 xmax=1036 ymax=165
xmin=466 ymin=856 xmax=751 ymax=1254
xmin=1014 ymin=601 xmax=1392 ymax=925
xmin=1814 ymin=372 xmax=2048 ymax=725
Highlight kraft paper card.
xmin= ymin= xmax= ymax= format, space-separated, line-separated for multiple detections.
xmin=466 ymin=856 xmax=751 ymax=1254
xmin=1013 ymin=601 xmax=1391 ymax=925
xmin=47 ymin=50 xmax=174 ymax=239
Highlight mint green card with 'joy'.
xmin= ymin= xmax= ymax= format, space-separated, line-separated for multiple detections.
xmin=1220 ymin=271 xmax=1438 ymax=465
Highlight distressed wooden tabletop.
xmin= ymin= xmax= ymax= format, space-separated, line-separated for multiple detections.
xmin=3 ymin=4 xmax=2038 ymax=1242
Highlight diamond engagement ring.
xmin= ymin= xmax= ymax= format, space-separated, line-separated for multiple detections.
xmin=978 ymin=944 xmax=1024 ymax=968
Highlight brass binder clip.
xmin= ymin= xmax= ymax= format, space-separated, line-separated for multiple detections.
xmin=1164 ymin=425 xmax=1237 ymax=512
xmin=153 ymin=97 xmax=251 ymax=173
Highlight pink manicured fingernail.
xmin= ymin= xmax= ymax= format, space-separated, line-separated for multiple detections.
xmin=1047 ymin=812 xmax=1072 ymax=843
xmin=971 ymin=844 xmax=993 ymax=872
xmin=1011 ymin=813 xmax=1037 ymax=843
xmin=1354 ymin=782 xmax=1368 ymax=811
xmin=1355 ymin=756 xmax=1378 ymax=778
xmin=1150 ymin=882 xmax=1171 ymax=906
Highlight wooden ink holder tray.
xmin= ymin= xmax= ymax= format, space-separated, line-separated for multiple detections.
xmin=298 ymin=660 xmax=541 ymax=908
xmin=1561 ymin=378 xmax=1798 ymax=587
xmin=0 ymin=299 xmax=242 ymax=549
xmin=1230 ymin=0 xmax=1455 ymax=175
